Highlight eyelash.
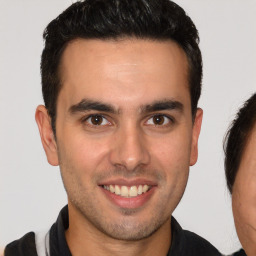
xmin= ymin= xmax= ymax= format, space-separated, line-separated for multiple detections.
xmin=81 ymin=114 xmax=111 ymax=127
xmin=145 ymin=114 xmax=175 ymax=127
xmin=81 ymin=113 xmax=175 ymax=128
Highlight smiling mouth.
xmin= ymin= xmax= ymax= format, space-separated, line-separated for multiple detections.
xmin=100 ymin=185 xmax=152 ymax=198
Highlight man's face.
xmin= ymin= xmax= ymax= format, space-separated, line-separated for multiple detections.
xmin=232 ymin=124 xmax=256 ymax=256
xmin=38 ymin=39 xmax=202 ymax=240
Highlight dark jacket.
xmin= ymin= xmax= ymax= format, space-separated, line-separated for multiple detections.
xmin=5 ymin=205 xmax=221 ymax=256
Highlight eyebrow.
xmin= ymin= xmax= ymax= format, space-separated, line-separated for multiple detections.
xmin=69 ymin=98 xmax=184 ymax=115
xmin=69 ymin=99 xmax=117 ymax=114
xmin=142 ymin=99 xmax=184 ymax=113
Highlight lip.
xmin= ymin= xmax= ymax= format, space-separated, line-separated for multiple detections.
xmin=98 ymin=178 xmax=157 ymax=209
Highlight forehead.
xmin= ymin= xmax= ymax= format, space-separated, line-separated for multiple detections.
xmin=58 ymin=38 xmax=190 ymax=109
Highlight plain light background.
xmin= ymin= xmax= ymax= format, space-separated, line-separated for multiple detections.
xmin=0 ymin=0 xmax=255 ymax=254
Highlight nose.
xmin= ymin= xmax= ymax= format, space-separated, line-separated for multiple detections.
xmin=109 ymin=126 xmax=150 ymax=171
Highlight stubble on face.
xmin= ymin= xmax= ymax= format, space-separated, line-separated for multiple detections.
xmin=58 ymin=149 xmax=188 ymax=241
xmin=54 ymin=38 xmax=195 ymax=243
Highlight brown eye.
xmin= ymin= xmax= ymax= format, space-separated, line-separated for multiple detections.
xmin=85 ymin=115 xmax=110 ymax=126
xmin=153 ymin=115 xmax=165 ymax=125
xmin=90 ymin=115 xmax=103 ymax=125
xmin=145 ymin=114 xmax=172 ymax=126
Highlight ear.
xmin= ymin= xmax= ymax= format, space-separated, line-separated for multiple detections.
xmin=190 ymin=108 xmax=203 ymax=166
xmin=35 ymin=105 xmax=59 ymax=166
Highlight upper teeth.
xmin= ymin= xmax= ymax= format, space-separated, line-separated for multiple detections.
xmin=103 ymin=185 xmax=150 ymax=197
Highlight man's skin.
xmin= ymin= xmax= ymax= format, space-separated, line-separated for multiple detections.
xmin=232 ymin=124 xmax=256 ymax=256
xmin=35 ymin=39 xmax=203 ymax=256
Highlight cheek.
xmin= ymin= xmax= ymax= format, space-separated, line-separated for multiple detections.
xmin=150 ymin=131 xmax=192 ymax=167
xmin=58 ymin=131 xmax=111 ymax=173
xmin=149 ymin=133 xmax=191 ymax=192
xmin=232 ymin=181 xmax=256 ymax=248
xmin=233 ymin=191 xmax=256 ymax=224
xmin=233 ymin=173 xmax=256 ymax=217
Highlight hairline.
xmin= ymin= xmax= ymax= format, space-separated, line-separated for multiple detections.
xmin=235 ymin=122 xmax=256 ymax=181
xmin=224 ymin=95 xmax=256 ymax=194
xmin=51 ymin=36 xmax=196 ymax=134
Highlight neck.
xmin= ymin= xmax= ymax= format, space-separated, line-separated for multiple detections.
xmin=65 ymin=206 xmax=172 ymax=256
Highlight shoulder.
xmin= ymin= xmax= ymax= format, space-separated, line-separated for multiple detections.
xmin=4 ymin=232 xmax=37 ymax=256
xmin=170 ymin=217 xmax=221 ymax=256
xmin=182 ymin=229 xmax=222 ymax=256
xmin=229 ymin=249 xmax=247 ymax=256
